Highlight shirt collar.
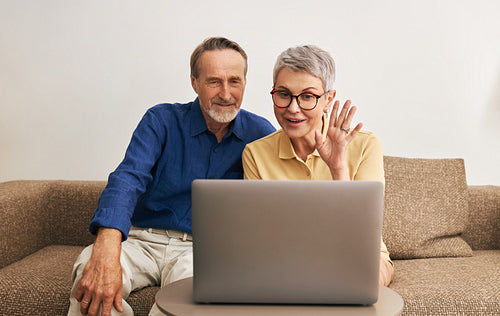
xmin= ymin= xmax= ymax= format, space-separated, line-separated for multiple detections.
xmin=278 ymin=114 xmax=328 ymax=160
xmin=190 ymin=98 xmax=209 ymax=136
xmin=189 ymin=98 xmax=243 ymax=141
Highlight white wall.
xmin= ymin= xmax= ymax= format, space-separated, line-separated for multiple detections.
xmin=1 ymin=0 xmax=499 ymax=185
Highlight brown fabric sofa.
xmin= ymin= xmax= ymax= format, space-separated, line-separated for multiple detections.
xmin=0 ymin=156 xmax=498 ymax=315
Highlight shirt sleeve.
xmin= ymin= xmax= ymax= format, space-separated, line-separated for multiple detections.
xmin=242 ymin=145 xmax=262 ymax=180
xmin=352 ymin=133 xmax=385 ymax=184
xmin=89 ymin=108 xmax=166 ymax=240
xmin=380 ymin=239 xmax=392 ymax=264
xmin=350 ymin=133 xmax=391 ymax=262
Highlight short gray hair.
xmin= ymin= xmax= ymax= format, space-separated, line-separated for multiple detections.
xmin=190 ymin=37 xmax=248 ymax=78
xmin=273 ymin=45 xmax=336 ymax=91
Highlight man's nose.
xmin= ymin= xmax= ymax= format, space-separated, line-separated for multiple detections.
xmin=219 ymin=82 xmax=231 ymax=100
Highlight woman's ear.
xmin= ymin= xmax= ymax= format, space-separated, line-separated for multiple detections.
xmin=324 ymin=90 xmax=336 ymax=112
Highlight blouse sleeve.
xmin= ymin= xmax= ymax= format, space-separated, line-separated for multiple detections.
xmin=352 ymin=133 xmax=385 ymax=184
xmin=242 ymin=145 xmax=262 ymax=180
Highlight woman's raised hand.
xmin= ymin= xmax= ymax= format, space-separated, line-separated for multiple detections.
xmin=314 ymin=100 xmax=362 ymax=180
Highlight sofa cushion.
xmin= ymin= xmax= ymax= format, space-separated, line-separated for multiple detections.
xmin=383 ymin=156 xmax=473 ymax=259
xmin=0 ymin=245 xmax=157 ymax=316
xmin=389 ymin=250 xmax=500 ymax=315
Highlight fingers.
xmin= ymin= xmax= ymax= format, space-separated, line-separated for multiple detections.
xmin=334 ymin=100 xmax=362 ymax=135
xmin=330 ymin=99 xmax=356 ymax=129
xmin=88 ymin=298 xmax=101 ymax=316
xmin=343 ymin=105 xmax=357 ymax=130
xmin=83 ymin=292 xmax=117 ymax=316
xmin=77 ymin=294 xmax=118 ymax=316
xmin=75 ymin=277 xmax=120 ymax=316
xmin=336 ymin=100 xmax=357 ymax=129
xmin=330 ymin=100 xmax=340 ymax=128
xmin=75 ymin=281 xmax=91 ymax=315
xmin=337 ymin=100 xmax=352 ymax=128
xmin=114 ymin=290 xmax=124 ymax=313
xmin=100 ymin=295 xmax=116 ymax=316
xmin=346 ymin=122 xmax=363 ymax=141
xmin=74 ymin=287 xmax=83 ymax=302
xmin=79 ymin=296 xmax=92 ymax=315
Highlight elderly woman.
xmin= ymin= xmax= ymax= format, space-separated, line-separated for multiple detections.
xmin=242 ymin=45 xmax=394 ymax=286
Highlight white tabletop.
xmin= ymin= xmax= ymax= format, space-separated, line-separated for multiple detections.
xmin=156 ymin=277 xmax=404 ymax=316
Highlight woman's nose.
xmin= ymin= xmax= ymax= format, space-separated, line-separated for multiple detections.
xmin=287 ymin=96 xmax=301 ymax=112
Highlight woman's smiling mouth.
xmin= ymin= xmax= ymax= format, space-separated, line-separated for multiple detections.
xmin=286 ymin=117 xmax=305 ymax=125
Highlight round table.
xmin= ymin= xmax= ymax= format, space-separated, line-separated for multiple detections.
xmin=156 ymin=277 xmax=404 ymax=316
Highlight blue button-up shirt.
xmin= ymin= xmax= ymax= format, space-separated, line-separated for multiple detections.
xmin=89 ymin=98 xmax=275 ymax=239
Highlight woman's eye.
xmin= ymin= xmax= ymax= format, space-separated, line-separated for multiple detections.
xmin=300 ymin=94 xmax=315 ymax=100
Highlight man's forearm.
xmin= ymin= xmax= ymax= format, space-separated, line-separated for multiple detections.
xmin=91 ymin=227 xmax=123 ymax=265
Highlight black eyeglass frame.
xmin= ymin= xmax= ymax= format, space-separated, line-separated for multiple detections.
xmin=270 ymin=90 xmax=329 ymax=111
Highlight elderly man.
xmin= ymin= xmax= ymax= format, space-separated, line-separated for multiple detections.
xmin=68 ymin=37 xmax=275 ymax=316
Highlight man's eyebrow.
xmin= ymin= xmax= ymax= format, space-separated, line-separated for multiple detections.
xmin=229 ymin=76 xmax=243 ymax=81
xmin=205 ymin=76 xmax=221 ymax=82
xmin=204 ymin=76 xmax=243 ymax=82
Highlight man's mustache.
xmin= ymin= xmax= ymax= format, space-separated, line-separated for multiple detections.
xmin=211 ymin=98 xmax=237 ymax=106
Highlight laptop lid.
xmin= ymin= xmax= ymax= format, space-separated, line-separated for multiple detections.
xmin=191 ymin=180 xmax=384 ymax=305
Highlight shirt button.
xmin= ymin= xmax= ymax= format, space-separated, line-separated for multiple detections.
xmin=214 ymin=148 xmax=218 ymax=153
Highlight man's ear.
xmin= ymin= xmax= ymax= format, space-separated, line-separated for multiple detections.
xmin=191 ymin=75 xmax=199 ymax=94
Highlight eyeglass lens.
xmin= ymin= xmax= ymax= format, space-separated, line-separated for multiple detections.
xmin=272 ymin=91 xmax=319 ymax=110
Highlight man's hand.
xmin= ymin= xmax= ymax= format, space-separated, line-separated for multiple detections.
xmin=74 ymin=227 xmax=124 ymax=316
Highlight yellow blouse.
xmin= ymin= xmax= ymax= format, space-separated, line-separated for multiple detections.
xmin=242 ymin=120 xmax=390 ymax=262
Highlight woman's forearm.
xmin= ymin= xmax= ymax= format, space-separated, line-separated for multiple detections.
xmin=379 ymin=256 xmax=394 ymax=286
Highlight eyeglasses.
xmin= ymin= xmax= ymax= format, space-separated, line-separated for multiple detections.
xmin=270 ymin=90 xmax=328 ymax=110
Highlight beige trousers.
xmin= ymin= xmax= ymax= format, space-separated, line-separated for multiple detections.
xmin=68 ymin=227 xmax=193 ymax=316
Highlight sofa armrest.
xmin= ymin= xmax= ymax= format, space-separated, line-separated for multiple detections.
xmin=1 ymin=181 xmax=53 ymax=268
xmin=463 ymin=185 xmax=500 ymax=250
xmin=46 ymin=180 xmax=106 ymax=245
xmin=0 ymin=180 xmax=105 ymax=268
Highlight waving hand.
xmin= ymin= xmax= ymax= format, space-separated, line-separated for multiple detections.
xmin=314 ymin=100 xmax=362 ymax=180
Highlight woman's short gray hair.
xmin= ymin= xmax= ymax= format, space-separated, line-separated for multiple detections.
xmin=273 ymin=45 xmax=336 ymax=91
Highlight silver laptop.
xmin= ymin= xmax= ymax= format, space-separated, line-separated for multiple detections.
xmin=191 ymin=180 xmax=384 ymax=305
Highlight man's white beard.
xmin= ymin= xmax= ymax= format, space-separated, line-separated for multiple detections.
xmin=204 ymin=106 xmax=240 ymax=123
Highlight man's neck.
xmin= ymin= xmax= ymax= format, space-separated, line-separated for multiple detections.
xmin=206 ymin=121 xmax=230 ymax=143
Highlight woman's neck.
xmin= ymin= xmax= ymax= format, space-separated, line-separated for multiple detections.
xmin=290 ymin=133 xmax=317 ymax=162
xmin=290 ymin=116 xmax=326 ymax=162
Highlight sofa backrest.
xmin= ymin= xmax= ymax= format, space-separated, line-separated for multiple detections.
xmin=382 ymin=156 xmax=499 ymax=260
xmin=2 ymin=157 xmax=498 ymax=268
